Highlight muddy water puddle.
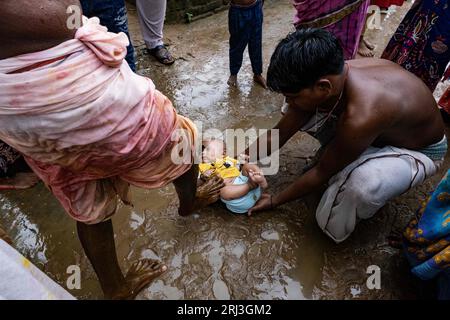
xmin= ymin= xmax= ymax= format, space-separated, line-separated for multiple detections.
xmin=0 ymin=1 xmax=448 ymax=300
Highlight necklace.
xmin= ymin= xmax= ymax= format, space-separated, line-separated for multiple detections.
xmin=314 ymin=64 xmax=349 ymax=132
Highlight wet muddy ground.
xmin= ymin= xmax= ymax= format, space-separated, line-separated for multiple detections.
xmin=1 ymin=0 xmax=449 ymax=299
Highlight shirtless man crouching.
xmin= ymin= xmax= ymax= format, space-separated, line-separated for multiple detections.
xmin=248 ymin=29 xmax=447 ymax=243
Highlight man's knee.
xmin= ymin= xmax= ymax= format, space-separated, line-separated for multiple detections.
xmin=315 ymin=168 xmax=386 ymax=243
xmin=344 ymin=167 xmax=385 ymax=206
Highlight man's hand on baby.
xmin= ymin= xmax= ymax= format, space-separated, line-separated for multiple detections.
xmin=196 ymin=175 xmax=225 ymax=203
xmin=200 ymin=169 xmax=214 ymax=181
xmin=248 ymin=193 xmax=273 ymax=216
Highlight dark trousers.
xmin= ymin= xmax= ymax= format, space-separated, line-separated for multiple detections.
xmin=80 ymin=0 xmax=136 ymax=71
xmin=228 ymin=0 xmax=263 ymax=76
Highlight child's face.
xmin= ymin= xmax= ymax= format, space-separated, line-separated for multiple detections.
xmin=202 ymin=140 xmax=225 ymax=163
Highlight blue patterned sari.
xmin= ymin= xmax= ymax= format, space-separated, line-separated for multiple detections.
xmin=404 ymin=169 xmax=450 ymax=299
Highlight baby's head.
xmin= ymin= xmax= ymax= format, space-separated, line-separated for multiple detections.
xmin=202 ymin=139 xmax=226 ymax=163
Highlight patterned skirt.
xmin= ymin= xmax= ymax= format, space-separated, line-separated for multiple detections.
xmin=381 ymin=0 xmax=450 ymax=91
xmin=403 ymin=169 xmax=450 ymax=299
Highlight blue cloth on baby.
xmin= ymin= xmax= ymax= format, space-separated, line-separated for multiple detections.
xmin=221 ymin=174 xmax=261 ymax=214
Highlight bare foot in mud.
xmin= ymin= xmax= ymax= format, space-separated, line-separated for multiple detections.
xmin=253 ymin=74 xmax=268 ymax=89
xmin=358 ymin=39 xmax=374 ymax=57
xmin=194 ymin=175 xmax=225 ymax=209
xmin=0 ymin=172 xmax=40 ymax=190
xmin=227 ymin=75 xmax=237 ymax=87
xmin=363 ymin=38 xmax=375 ymax=51
xmin=0 ymin=225 xmax=13 ymax=245
xmin=248 ymin=170 xmax=268 ymax=189
xmin=112 ymin=259 xmax=167 ymax=300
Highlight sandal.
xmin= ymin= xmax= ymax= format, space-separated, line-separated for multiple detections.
xmin=148 ymin=45 xmax=175 ymax=65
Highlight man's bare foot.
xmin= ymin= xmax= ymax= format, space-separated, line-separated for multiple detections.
xmin=357 ymin=39 xmax=374 ymax=57
xmin=248 ymin=171 xmax=268 ymax=189
xmin=0 ymin=172 xmax=40 ymax=190
xmin=111 ymin=259 xmax=167 ymax=300
xmin=227 ymin=75 xmax=237 ymax=87
xmin=0 ymin=225 xmax=13 ymax=245
xmin=253 ymin=74 xmax=268 ymax=89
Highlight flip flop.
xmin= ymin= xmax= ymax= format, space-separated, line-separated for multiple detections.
xmin=148 ymin=45 xmax=175 ymax=65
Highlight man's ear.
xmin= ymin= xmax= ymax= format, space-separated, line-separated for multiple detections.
xmin=315 ymin=79 xmax=332 ymax=93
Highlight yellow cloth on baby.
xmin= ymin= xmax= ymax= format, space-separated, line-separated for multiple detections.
xmin=199 ymin=156 xmax=240 ymax=179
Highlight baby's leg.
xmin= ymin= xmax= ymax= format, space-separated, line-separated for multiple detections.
xmin=220 ymin=183 xmax=255 ymax=201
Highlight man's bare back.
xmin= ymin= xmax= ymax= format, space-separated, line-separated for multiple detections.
xmin=0 ymin=0 xmax=80 ymax=60
xmin=343 ymin=58 xmax=444 ymax=151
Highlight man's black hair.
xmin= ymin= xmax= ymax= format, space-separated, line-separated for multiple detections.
xmin=267 ymin=28 xmax=345 ymax=93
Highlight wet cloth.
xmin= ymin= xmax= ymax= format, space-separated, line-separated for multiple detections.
xmin=381 ymin=0 xmax=450 ymax=91
xmin=403 ymin=169 xmax=450 ymax=300
xmin=229 ymin=0 xmax=264 ymax=75
xmin=0 ymin=239 xmax=75 ymax=300
xmin=199 ymin=156 xmax=241 ymax=180
xmin=0 ymin=17 xmax=197 ymax=224
xmin=80 ymin=0 xmax=136 ymax=71
xmin=316 ymin=145 xmax=442 ymax=243
xmin=293 ymin=0 xmax=370 ymax=59
xmin=221 ymin=174 xmax=262 ymax=214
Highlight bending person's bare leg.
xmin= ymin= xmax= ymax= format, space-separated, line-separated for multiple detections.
xmin=77 ymin=220 xmax=167 ymax=300
xmin=174 ymin=164 xmax=224 ymax=216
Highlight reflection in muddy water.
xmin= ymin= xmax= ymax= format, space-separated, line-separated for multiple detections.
xmin=0 ymin=1 xmax=448 ymax=300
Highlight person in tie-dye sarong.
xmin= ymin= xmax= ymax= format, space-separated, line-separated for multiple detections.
xmin=293 ymin=0 xmax=370 ymax=59
xmin=403 ymin=169 xmax=450 ymax=300
xmin=0 ymin=1 xmax=224 ymax=300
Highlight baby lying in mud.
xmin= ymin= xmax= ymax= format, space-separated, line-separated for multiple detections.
xmin=200 ymin=139 xmax=268 ymax=214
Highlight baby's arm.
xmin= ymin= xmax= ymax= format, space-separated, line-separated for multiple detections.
xmin=220 ymin=182 xmax=257 ymax=201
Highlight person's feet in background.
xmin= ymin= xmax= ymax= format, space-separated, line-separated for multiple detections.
xmin=357 ymin=5 xmax=376 ymax=58
xmin=136 ymin=0 xmax=175 ymax=65
xmin=80 ymin=0 xmax=137 ymax=71
xmin=227 ymin=75 xmax=238 ymax=87
xmin=253 ymin=74 xmax=268 ymax=89
xmin=228 ymin=0 xmax=266 ymax=89
xmin=358 ymin=36 xmax=375 ymax=57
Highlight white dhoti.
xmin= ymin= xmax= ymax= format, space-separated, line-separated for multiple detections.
xmin=316 ymin=145 xmax=444 ymax=243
